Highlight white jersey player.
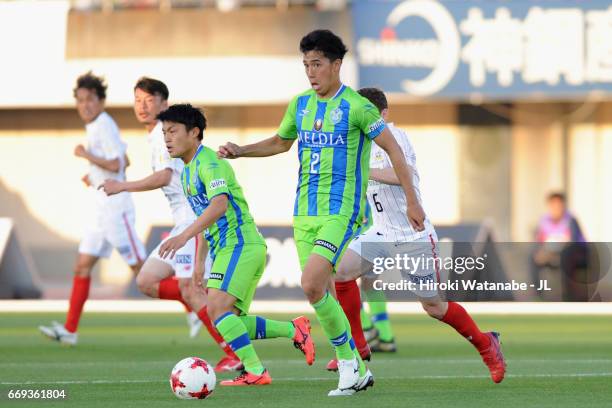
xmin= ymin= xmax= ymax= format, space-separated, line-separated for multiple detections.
xmin=142 ymin=120 xmax=198 ymax=278
xmin=332 ymin=88 xmax=507 ymax=384
xmin=40 ymin=72 xmax=145 ymax=346
xmin=100 ymin=78 xmax=242 ymax=373
xmin=79 ymin=111 xmax=146 ymax=265
xmin=343 ymin=117 xmax=438 ymax=300
xmin=365 ymin=123 xmax=435 ymax=243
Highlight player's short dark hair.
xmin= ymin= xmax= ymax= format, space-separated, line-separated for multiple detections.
xmin=547 ymin=192 xmax=566 ymax=203
xmin=299 ymin=29 xmax=348 ymax=62
xmin=157 ymin=104 xmax=207 ymax=141
xmin=358 ymin=87 xmax=388 ymax=113
xmin=134 ymin=77 xmax=169 ymax=101
xmin=73 ymin=71 xmax=107 ymax=100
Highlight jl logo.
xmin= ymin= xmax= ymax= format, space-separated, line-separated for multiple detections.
xmin=314 ymin=118 xmax=323 ymax=131
xmin=330 ymin=108 xmax=343 ymax=124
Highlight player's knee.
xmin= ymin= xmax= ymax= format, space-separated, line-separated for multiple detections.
xmin=206 ymin=304 xmax=219 ymax=322
xmin=136 ymin=271 xmax=156 ymax=297
xmin=206 ymin=290 xmax=234 ymax=321
xmin=206 ymin=301 xmax=229 ymax=322
xmin=302 ymin=278 xmax=325 ymax=303
xmin=421 ymin=300 xmax=446 ymax=319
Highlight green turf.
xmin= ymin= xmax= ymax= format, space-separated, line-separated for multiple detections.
xmin=1 ymin=313 xmax=611 ymax=407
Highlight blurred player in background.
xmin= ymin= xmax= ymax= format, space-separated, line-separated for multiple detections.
xmin=99 ymin=78 xmax=242 ymax=371
xmin=330 ymin=88 xmax=506 ymax=384
xmin=359 ymin=282 xmax=396 ymax=351
xmin=157 ymin=103 xmax=315 ymax=387
xmin=39 ymin=72 xmax=145 ymax=345
xmin=345 ymin=201 xmax=397 ymax=352
xmin=218 ymin=29 xmax=418 ymax=396
xmin=530 ymin=192 xmax=588 ymax=300
xmin=347 ymin=198 xmax=398 ymax=354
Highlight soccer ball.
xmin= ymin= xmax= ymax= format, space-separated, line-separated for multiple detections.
xmin=170 ymin=357 xmax=216 ymax=400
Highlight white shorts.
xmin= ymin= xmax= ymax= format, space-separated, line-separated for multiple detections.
xmin=79 ymin=210 xmax=146 ymax=266
xmin=348 ymin=228 xmax=441 ymax=298
xmin=147 ymin=223 xmax=197 ymax=279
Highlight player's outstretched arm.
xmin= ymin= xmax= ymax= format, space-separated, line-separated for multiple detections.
xmin=374 ymin=128 xmax=425 ymax=231
xmin=370 ymin=164 xmax=420 ymax=186
xmin=158 ymin=194 xmax=228 ymax=259
xmin=100 ymin=169 xmax=172 ymax=195
xmin=74 ymin=144 xmax=121 ymax=172
xmin=218 ymin=135 xmax=294 ymax=159
xmin=370 ymin=168 xmax=400 ymax=185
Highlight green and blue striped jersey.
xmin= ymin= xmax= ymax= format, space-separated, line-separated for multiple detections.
xmin=181 ymin=145 xmax=264 ymax=258
xmin=277 ymin=84 xmax=386 ymax=224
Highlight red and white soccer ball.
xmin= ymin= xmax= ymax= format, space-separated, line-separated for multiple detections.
xmin=170 ymin=357 xmax=216 ymax=400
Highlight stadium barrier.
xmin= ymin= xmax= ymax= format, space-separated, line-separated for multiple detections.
xmin=0 ymin=218 xmax=42 ymax=299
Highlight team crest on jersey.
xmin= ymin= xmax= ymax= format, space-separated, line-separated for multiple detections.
xmin=314 ymin=118 xmax=323 ymax=131
xmin=330 ymin=108 xmax=343 ymax=125
xmin=374 ymin=150 xmax=385 ymax=163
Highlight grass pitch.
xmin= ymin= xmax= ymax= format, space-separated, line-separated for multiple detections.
xmin=1 ymin=312 xmax=611 ymax=407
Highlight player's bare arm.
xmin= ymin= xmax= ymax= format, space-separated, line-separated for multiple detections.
xmin=158 ymin=194 xmax=228 ymax=259
xmin=217 ymin=135 xmax=294 ymax=159
xmin=100 ymin=168 xmax=172 ymax=195
xmin=192 ymin=237 xmax=208 ymax=289
xmin=74 ymin=144 xmax=121 ymax=173
xmin=369 ymin=165 xmax=416 ymax=186
xmin=374 ymin=129 xmax=425 ymax=231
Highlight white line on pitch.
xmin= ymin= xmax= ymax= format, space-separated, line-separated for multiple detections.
xmin=1 ymin=372 xmax=612 ymax=386
xmin=1 ymin=358 xmax=611 ymax=367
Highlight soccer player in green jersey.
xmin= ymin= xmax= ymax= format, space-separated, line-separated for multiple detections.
xmin=157 ymin=104 xmax=315 ymax=387
xmin=218 ymin=30 xmax=426 ymax=396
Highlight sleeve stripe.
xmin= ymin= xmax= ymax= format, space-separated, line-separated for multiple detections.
xmin=368 ymin=122 xmax=386 ymax=139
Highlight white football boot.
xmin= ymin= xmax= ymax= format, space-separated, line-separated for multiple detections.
xmin=38 ymin=321 xmax=78 ymax=346
xmin=328 ymin=357 xmax=360 ymax=396
xmin=187 ymin=311 xmax=203 ymax=338
xmin=328 ymin=367 xmax=374 ymax=396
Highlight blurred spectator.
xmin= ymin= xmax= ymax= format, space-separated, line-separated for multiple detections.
xmin=530 ymin=192 xmax=589 ymax=300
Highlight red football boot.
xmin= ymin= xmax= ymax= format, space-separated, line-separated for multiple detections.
xmin=292 ymin=316 xmax=315 ymax=366
xmin=479 ymin=332 xmax=506 ymax=383
xmin=220 ymin=369 xmax=272 ymax=386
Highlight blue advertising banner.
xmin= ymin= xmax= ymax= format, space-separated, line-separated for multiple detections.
xmin=352 ymin=0 xmax=612 ymax=99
